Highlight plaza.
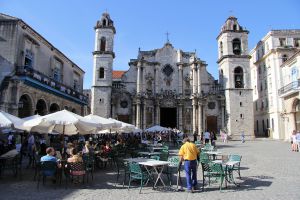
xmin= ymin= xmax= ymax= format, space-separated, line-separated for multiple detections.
xmin=0 ymin=139 xmax=299 ymax=200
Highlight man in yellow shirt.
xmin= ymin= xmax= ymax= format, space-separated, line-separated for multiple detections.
xmin=178 ymin=137 xmax=200 ymax=193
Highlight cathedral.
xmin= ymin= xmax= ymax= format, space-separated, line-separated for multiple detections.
xmin=91 ymin=13 xmax=254 ymax=138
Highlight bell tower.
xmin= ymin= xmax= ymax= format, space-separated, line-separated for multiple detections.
xmin=217 ymin=16 xmax=254 ymax=139
xmin=91 ymin=12 xmax=116 ymax=118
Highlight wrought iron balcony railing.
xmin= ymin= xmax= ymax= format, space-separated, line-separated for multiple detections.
xmin=16 ymin=66 xmax=88 ymax=104
xmin=278 ymin=80 xmax=300 ymax=96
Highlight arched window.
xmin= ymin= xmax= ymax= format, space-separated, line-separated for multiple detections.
xmin=220 ymin=41 xmax=223 ymax=56
xmin=233 ymin=24 xmax=237 ymax=31
xmin=232 ymin=38 xmax=241 ymax=55
xmin=234 ymin=67 xmax=244 ymax=88
xmin=100 ymin=37 xmax=106 ymax=51
xmin=219 ymin=69 xmax=224 ymax=86
xmin=282 ymin=54 xmax=288 ymax=62
xmin=99 ymin=67 xmax=105 ymax=79
xmin=102 ymin=19 xmax=107 ymax=26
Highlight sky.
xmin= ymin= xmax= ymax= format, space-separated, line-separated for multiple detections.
xmin=1 ymin=0 xmax=300 ymax=89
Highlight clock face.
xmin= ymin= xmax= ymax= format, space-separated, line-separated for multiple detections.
xmin=120 ymin=100 xmax=128 ymax=108
xmin=208 ymin=102 xmax=216 ymax=109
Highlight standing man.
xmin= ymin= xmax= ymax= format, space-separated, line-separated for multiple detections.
xmin=178 ymin=137 xmax=200 ymax=193
xmin=204 ymin=130 xmax=211 ymax=144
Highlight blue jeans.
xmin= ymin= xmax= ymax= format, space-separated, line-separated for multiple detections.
xmin=184 ymin=160 xmax=197 ymax=190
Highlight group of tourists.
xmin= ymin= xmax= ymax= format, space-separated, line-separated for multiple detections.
xmin=291 ymin=130 xmax=300 ymax=152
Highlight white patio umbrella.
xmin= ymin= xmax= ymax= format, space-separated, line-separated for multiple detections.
xmin=21 ymin=114 xmax=41 ymax=121
xmin=15 ymin=110 xmax=101 ymax=135
xmin=83 ymin=114 xmax=121 ymax=130
xmin=0 ymin=110 xmax=24 ymax=128
xmin=108 ymin=118 xmax=136 ymax=133
xmin=145 ymin=125 xmax=170 ymax=132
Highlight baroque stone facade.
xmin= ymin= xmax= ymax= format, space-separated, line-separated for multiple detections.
xmin=91 ymin=13 xmax=254 ymax=137
xmin=0 ymin=13 xmax=88 ymax=117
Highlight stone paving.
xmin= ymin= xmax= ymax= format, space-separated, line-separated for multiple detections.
xmin=0 ymin=139 xmax=300 ymax=200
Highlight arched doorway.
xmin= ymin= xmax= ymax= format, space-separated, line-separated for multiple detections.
xmin=35 ymin=99 xmax=47 ymax=116
xmin=293 ymin=99 xmax=300 ymax=130
xmin=18 ymin=94 xmax=33 ymax=118
xmin=71 ymin=108 xmax=76 ymax=114
xmin=49 ymin=103 xmax=60 ymax=113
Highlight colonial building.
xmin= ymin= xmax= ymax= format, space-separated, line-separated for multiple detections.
xmin=279 ymin=50 xmax=300 ymax=140
xmin=91 ymin=13 xmax=253 ymax=137
xmin=0 ymin=13 xmax=88 ymax=117
xmin=250 ymin=30 xmax=300 ymax=139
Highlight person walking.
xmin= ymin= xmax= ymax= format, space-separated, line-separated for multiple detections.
xmin=178 ymin=137 xmax=200 ymax=193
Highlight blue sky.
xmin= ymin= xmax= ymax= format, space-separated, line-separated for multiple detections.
xmin=1 ymin=0 xmax=300 ymax=89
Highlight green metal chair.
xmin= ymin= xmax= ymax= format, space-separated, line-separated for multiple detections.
xmin=165 ymin=156 xmax=183 ymax=190
xmin=150 ymin=155 xmax=160 ymax=160
xmin=228 ymin=154 xmax=242 ymax=178
xmin=128 ymin=162 xmax=150 ymax=193
xmin=83 ymin=153 xmax=95 ymax=182
xmin=115 ymin=157 xmax=129 ymax=187
xmin=208 ymin=162 xmax=225 ymax=191
xmin=159 ymin=151 xmax=169 ymax=161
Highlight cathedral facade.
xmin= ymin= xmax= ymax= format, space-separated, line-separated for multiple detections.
xmin=91 ymin=13 xmax=254 ymax=138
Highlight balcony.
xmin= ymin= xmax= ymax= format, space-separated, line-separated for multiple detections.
xmin=203 ymin=84 xmax=225 ymax=96
xmin=16 ymin=66 xmax=88 ymax=105
xmin=278 ymin=80 xmax=300 ymax=97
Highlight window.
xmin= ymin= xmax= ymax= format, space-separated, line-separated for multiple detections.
xmin=282 ymin=54 xmax=288 ymax=63
xmin=261 ymin=101 xmax=264 ymax=110
xmin=100 ymin=37 xmax=106 ymax=51
xmin=256 ymin=120 xmax=259 ymax=132
xmin=279 ymin=38 xmax=286 ymax=47
xmin=73 ymin=72 xmax=80 ymax=91
xmin=162 ymin=64 xmax=174 ymax=76
xmin=233 ymin=24 xmax=237 ymax=31
xmin=294 ymin=38 xmax=300 ymax=47
xmin=267 ymin=118 xmax=269 ymax=128
xmin=260 ymin=83 xmax=263 ymax=91
xmin=24 ymin=49 xmax=34 ymax=68
xmin=262 ymin=120 xmax=265 ymax=132
xmin=240 ymin=114 xmax=243 ymax=119
xmin=239 ymin=91 xmax=242 ymax=96
xmin=234 ymin=67 xmax=244 ymax=88
xmin=240 ymin=102 xmax=242 ymax=107
xmin=232 ymin=38 xmax=241 ymax=55
xmin=220 ymin=41 xmax=223 ymax=56
xmin=53 ymin=59 xmax=62 ymax=82
xmin=265 ymin=98 xmax=268 ymax=109
xmin=99 ymin=67 xmax=105 ymax=79
xmin=102 ymin=19 xmax=107 ymax=26
xmin=255 ymin=101 xmax=258 ymax=111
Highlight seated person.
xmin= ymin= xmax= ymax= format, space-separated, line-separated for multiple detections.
xmin=40 ymin=147 xmax=62 ymax=175
xmin=66 ymin=143 xmax=74 ymax=156
xmin=82 ymin=141 xmax=94 ymax=155
xmin=67 ymin=148 xmax=83 ymax=163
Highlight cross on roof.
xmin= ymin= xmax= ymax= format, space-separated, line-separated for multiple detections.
xmin=165 ymin=31 xmax=170 ymax=43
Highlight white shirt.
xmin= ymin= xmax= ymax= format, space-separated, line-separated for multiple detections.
xmin=204 ymin=132 xmax=210 ymax=139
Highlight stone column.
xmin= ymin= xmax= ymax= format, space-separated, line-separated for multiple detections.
xmin=221 ymin=102 xmax=225 ymax=129
xmin=192 ymin=99 xmax=197 ymax=133
xmin=141 ymin=67 xmax=145 ymax=93
xmin=137 ymin=63 xmax=141 ymax=93
xmin=143 ymin=103 xmax=147 ymax=129
xmin=202 ymin=103 xmax=206 ymax=131
xmin=178 ymin=64 xmax=183 ymax=95
xmin=155 ymin=65 xmax=159 ymax=93
xmin=136 ymin=100 xmax=141 ymax=128
xmin=198 ymin=101 xmax=202 ymax=135
xmin=192 ymin=64 xmax=197 ymax=94
xmin=197 ymin=63 xmax=201 ymax=95
xmin=178 ymin=102 xmax=183 ymax=131
xmin=132 ymin=103 xmax=136 ymax=126
xmin=156 ymin=102 xmax=160 ymax=125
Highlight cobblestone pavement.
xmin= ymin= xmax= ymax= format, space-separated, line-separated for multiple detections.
xmin=0 ymin=139 xmax=299 ymax=200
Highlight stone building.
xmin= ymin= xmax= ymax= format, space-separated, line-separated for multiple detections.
xmin=91 ymin=13 xmax=253 ymax=137
xmin=0 ymin=13 xmax=88 ymax=117
xmin=250 ymin=30 xmax=300 ymax=139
